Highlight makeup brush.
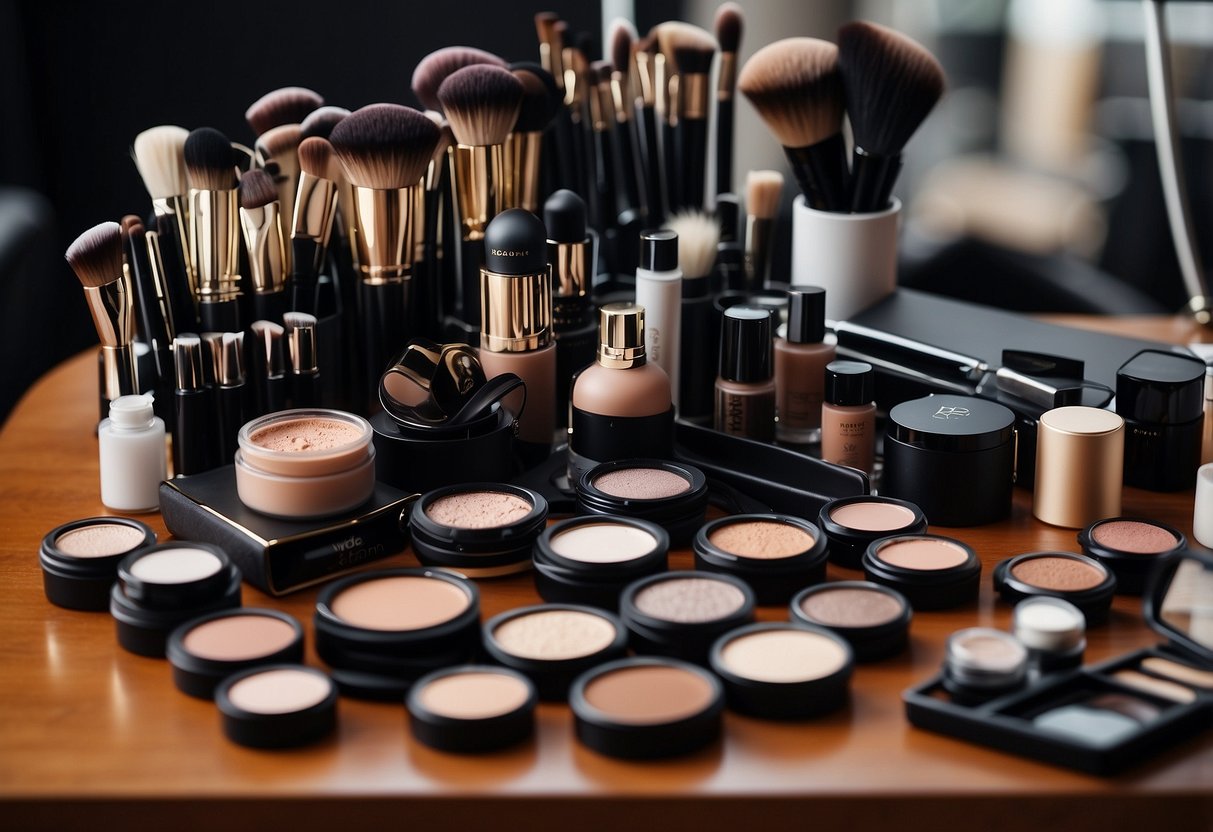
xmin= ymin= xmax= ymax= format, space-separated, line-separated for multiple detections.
xmin=666 ymin=23 xmax=718 ymax=212
xmin=563 ymin=31 xmax=593 ymax=223
xmin=668 ymin=210 xmax=721 ymax=421
xmin=837 ymin=21 xmax=945 ymax=213
xmin=535 ymin=12 xmax=566 ymax=94
xmin=132 ymin=125 xmax=197 ymax=331
xmin=289 ymin=137 xmax=340 ymax=314
xmin=254 ymin=124 xmax=303 ymax=266
xmin=172 ymin=333 xmax=216 ymax=475
xmin=744 ymin=170 xmax=784 ymax=289
xmin=185 ymin=127 xmax=242 ymax=331
xmin=238 ymin=168 xmax=288 ymax=323
xmin=215 ymin=331 xmax=246 ymax=462
xmin=329 ymin=103 xmax=440 ymax=393
xmin=245 ymin=86 xmax=324 ymax=137
xmin=609 ymin=19 xmax=646 ymax=224
xmin=249 ymin=320 xmax=287 ymax=416
xmin=66 ymin=221 xmax=139 ymax=404
xmin=284 ymin=311 xmax=320 ymax=407
xmin=714 ymin=3 xmax=744 ymax=196
xmin=506 ymin=62 xmax=561 ymax=212
xmin=633 ymin=32 xmax=664 ymax=223
xmin=739 ymin=38 xmax=848 ymax=212
xmin=120 ymin=216 xmax=172 ymax=388
xmin=411 ymin=46 xmax=507 ymax=112
xmin=535 ymin=13 xmax=578 ymax=192
xmin=301 ymin=106 xmax=350 ymax=140
xmin=300 ymin=106 xmax=358 ymax=287
xmin=589 ymin=60 xmax=620 ymax=230
xmin=422 ymin=114 xmax=455 ymax=339
xmin=438 ymin=64 xmax=523 ymax=330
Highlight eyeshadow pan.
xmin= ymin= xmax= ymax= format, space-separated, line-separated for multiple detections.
xmin=707 ymin=520 xmax=814 ymax=560
xmin=1010 ymin=556 xmax=1106 ymax=591
xmin=329 ymin=576 xmax=470 ymax=631
xmin=492 ymin=609 xmax=618 ymax=660
xmin=799 ymin=587 xmax=904 ymax=627
xmin=1112 ymin=669 xmax=1197 ymax=703
xmin=425 ymin=490 xmax=533 ymax=529
xmin=593 ymin=467 xmax=691 ymax=499
xmin=181 ymin=614 xmax=299 ymax=662
xmin=1034 ymin=703 xmax=1141 ymax=747
xmin=128 ymin=548 xmax=223 ymax=584
xmin=633 ymin=576 xmax=746 ymax=623
xmin=226 ymin=667 xmax=334 ymax=714
xmin=1091 ymin=520 xmax=1178 ymax=554
xmin=415 ymin=670 xmax=532 ymax=719
xmin=582 ymin=664 xmax=715 ymax=724
xmin=549 ymin=523 xmax=657 ymax=563
xmin=950 ymin=629 xmax=1026 ymax=672
xmin=55 ymin=524 xmax=146 ymax=558
xmin=876 ymin=538 xmax=968 ymax=571
xmin=719 ymin=628 xmax=849 ymax=683
xmin=829 ymin=501 xmax=916 ymax=532
xmin=1140 ymin=657 xmax=1213 ymax=689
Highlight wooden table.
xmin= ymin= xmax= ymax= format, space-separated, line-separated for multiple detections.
xmin=2 ymin=316 xmax=1211 ymax=832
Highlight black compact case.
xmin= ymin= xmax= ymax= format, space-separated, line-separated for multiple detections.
xmin=905 ymin=548 xmax=1213 ymax=775
xmin=40 ymin=518 xmax=157 ymax=611
xmin=1115 ymin=349 xmax=1206 ymax=492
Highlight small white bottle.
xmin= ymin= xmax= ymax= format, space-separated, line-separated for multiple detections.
xmin=99 ymin=394 xmax=167 ymax=512
xmin=635 ymin=229 xmax=683 ymax=411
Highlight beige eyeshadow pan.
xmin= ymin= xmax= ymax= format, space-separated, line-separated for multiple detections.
xmin=582 ymin=663 xmax=717 ymax=724
xmin=181 ymin=613 xmax=299 ymax=662
xmin=328 ymin=575 xmax=470 ymax=631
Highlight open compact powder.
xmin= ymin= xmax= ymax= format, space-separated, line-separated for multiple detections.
xmin=791 ymin=582 xmax=912 ymax=661
xmin=216 ymin=664 xmax=337 ymax=749
xmin=128 ymin=548 xmax=223 ymax=584
xmin=583 ymin=663 xmax=716 ymax=724
xmin=415 ymin=670 xmax=533 ymax=719
xmin=1010 ymin=556 xmax=1106 ymax=591
xmin=169 ymin=609 xmax=305 ymax=699
xmin=1078 ymin=517 xmax=1187 ymax=596
xmin=633 ymin=576 xmax=747 ymax=623
xmin=532 ymin=516 xmax=670 ymax=609
xmin=549 ymin=522 xmax=659 ymax=563
xmin=410 ymin=483 xmax=548 ymax=576
xmin=576 ymin=460 xmax=709 ymax=545
xmin=875 ymin=538 xmax=970 ymax=570
xmin=407 ymin=666 xmax=538 ymax=753
xmin=620 ymin=571 xmax=756 ymax=664
xmin=994 ymin=552 xmax=1116 ymax=625
xmin=818 ymin=496 xmax=928 ymax=569
xmin=863 ymin=535 xmax=981 ymax=610
xmin=592 ymin=468 xmax=691 ymax=499
xmin=719 ymin=628 xmax=849 ymax=683
xmin=694 ymin=514 xmax=829 ymax=604
xmin=707 ymin=520 xmax=814 ymax=559
xmin=830 ymin=501 xmax=918 ymax=532
xmin=329 ymin=575 xmax=470 ymax=631
xmin=56 ymin=524 xmax=148 ymax=558
xmin=183 ymin=613 xmax=297 ymax=661
xmin=40 ymin=517 xmax=157 ymax=611
xmin=425 ymin=490 xmax=533 ymax=529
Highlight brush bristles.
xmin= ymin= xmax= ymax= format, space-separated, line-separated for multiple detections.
xmin=656 ymin=22 xmax=717 ymax=68
xmin=256 ymin=123 xmax=303 ymax=159
xmin=239 ymin=169 xmax=279 ymax=209
xmin=120 ymin=214 xmax=144 ymax=236
xmin=838 ymin=21 xmax=945 ymax=155
xmin=511 ymin=63 xmax=561 ymax=132
xmin=301 ymin=106 xmax=350 ymax=140
xmin=746 ymin=170 xmax=784 ymax=220
xmin=283 ymin=311 xmax=317 ymax=332
xmin=668 ymin=211 xmax=721 ymax=280
xmin=132 ymin=125 xmax=189 ymax=200
xmin=411 ymin=46 xmax=508 ymax=112
xmin=610 ymin=18 xmax=636 ymax=75
xmin=591 ymin=60 xmax=613 ymax=87
xmin=185 ymin=127 xmax=238 ymax=191
xmin=535 ymin=12 xmax=560 ymax=42
xmin=245 ymin=86 xmax=325 ymax=136
xmin=715 ymin=3 xmax=744 ymax=53
xmin=739 ymin=38 xmax=843 ymax=149
xmin=66 ymin=221 xmax=125 ymax=288
xmin=438 ymin=65 xmax=524 ymax=147
xmin=329 ymin=104 xmax=441 ymax=190
xmin=298 ymin=137 xmax=342 ymax=180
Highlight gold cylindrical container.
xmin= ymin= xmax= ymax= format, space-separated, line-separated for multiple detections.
xmin=504 ymin=132 xmax=543 ymax=212
xmin=348 ymin=186 xmax=416 ymax=283
xmin=188 ymin=188 xmax=241 ymax=301
xmin=240 ymin=202 xmax=288 ymax=295
xmin=479 ymin=266 xmax=552 ymax=354
xmin=1034 ymin=406 xmax=1125 ymax=528
xmin=450 ymin=144 xmax=504 ymax=241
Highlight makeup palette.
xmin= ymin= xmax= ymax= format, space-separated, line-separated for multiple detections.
xmin=692 ymin=514 xmax=828 ymax=605
xmin=167 ymin=609 xmax=305 ymax=699
xmin=791 ymin=581 xmax=912 ymax=661
xmin=1078 ymin=517 xmax=1186 ymax=596
xmin=532 ymin=516 xmax=669 ymax=609
xmin=576 ymin=459 xmax=709 ymax=545
xmin=993 ymin=552 xmax=1116 ymax=625
xmin=40 ymin=517 xmax=156 ymax=611
xmin=862 ymin=534 xmax=981 ymax=610
xmin=216 ymin=664 xmax=338 ymax=749
xmin=483 ymin=604 xmax=628 ymax=700
xmin=620 ymin=571 xmax=757 ymax=664
xmin=407 ymin=665 xmax=537 ymax=753
xmin=817 ymin=496 xmax=927 ymax=570
xmin=410 ymin=483 xmax=549 ymax=577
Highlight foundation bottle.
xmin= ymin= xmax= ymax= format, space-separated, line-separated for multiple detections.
xmin=775 ymin=286 xmax=834 ymax=444
xmin=714 ymin=306 xmax=776 ymax=441
xmin=821 ymin=360 xmax=875 ymax=474
xmin=568 ymin=303 xmax=674 ymax=484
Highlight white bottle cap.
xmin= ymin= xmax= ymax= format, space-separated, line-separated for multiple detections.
xmin=108 ymin=393 xmax=155 ymax=428
xmin=1195 ymin=463 xmax=1213 ymax=548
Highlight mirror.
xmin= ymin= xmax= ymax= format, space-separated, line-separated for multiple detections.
xmin=1158 ymin=554 xmax=1213 ymax=652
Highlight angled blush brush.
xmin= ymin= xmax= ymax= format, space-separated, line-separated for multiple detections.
xmin=67 ymin=222 xmax=139 ymax=404
xmin=238 ymin=168 xmax=289 ymax=323
xmin=289 ymin=137 xmax=340 ymax=315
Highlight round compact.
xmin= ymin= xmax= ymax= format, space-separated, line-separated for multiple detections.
xmin=862 ymin=535 xmax=981 ymax=610
xmin=483 ymin=604 xmax=628 ymax=700
xmin=313 ymin=569 xmax=481 ymax=700
xmin=993 ymin=552 xmax=1116 ymax=625
xmin=167 ymin=609 xmax=305 ymax=699
xmin=407 ymin=665 xmax=537 ymax=753
xmin=409 ymin=483 xmax=549 ymax=577
xmin=110 ymin=543 xmax=242 ymax=658
xmin=790 ymin=581 xmax=912 ymax=661
xmin=40 ymin=517 xmax=156 ymax=611
xmin=570 ymin=657 xmax=724 ymax=760
xmin=692 ymin=514 xmax=828 ymax=604
xmin=619 ymin=571 xmax=756 ymax=664
xmin=532 ymin=516 xmax=669 ymax=609
xmin=817 ymin=496 xmax=928 ymax=570
xmin=235 ymin=409 xmax=375 ymax=519
xmin=1078 ymin=517 xmax=1187 ymax=596
xmin=216 ymin=664 xmax=337 ymax=749
xmin=1012 ymin=597 xmax=1086 ymax=672
xmin=710 ymin=622 xmax=853 ymax=719
xmin=941 ymin=627 xmax=1029 ymax=705
xmin=576 ymin=459 xmax=709 ymax=546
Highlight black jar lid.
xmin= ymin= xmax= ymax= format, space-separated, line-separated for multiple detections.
xmin=719 ymin=306 xmax=773 ymax=384
xmin=482 ymin=604 xmax=629 ymax=701
xmin=40 ymin=517 xmax=156 ymax=612
xmin=576 ymin=459 xmax=709 ymax=545
xmin=109 ymin=566 xmax=243 ymax=658
xmin=117 ymin=542 xmax=235 ymax=610
xmin=639 ymin=228 xmax=678 ymax=271
xmin=409 ymin=483 xmax=549 ymax=577
xmin=992 ymin=551 xmax=1117 ymax=626
xmin=886 ymin=394 xmax=1015 ymax=452
xmin=216 ymin=664 xmax=337 ymax=749
xmin=825 ymin=360 xmax=874 ymax=407
xmin=790 ymin=581 xmax=912 ymax=662
xmin=1115 ymin=349 xmax=1206 ymax=424
xmin=167 ymin=608 xmax=305 ymax=700
xmin=709 ymin=622 xmax=854 ymax=719
xmin=692 ymin=514 xmax=828 ymax=605
xmin=862 ymin=534 xmax=982 ymax=611
xmin=817 ymin=496 xmax=928 ymax=570
xmin=533 ymin=516 xmax=670 ymax=607
xmin=786 ymin=287 xmax=826 ymax=345
xmin=407 ymin=664 xmax=538 ymax=753
xmin=619 ymin=570 xmax=756 ymax=663
xmin=569 ymin=656 xmax=724 ymax=760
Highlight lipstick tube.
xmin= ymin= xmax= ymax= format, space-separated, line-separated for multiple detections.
xmin=241 ymin=200 xmax=289 ymax=323
xmin=215 ymin=332 xmax=247 ymax=463
xmin=189 ymin=188 xmax=242 ymax=332
xmin=172 ymin=334 xmax=216 ymax=476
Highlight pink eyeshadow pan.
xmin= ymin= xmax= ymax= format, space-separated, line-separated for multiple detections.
xmin=1091 ymin=520 xmax=1178 ymax=555
xmin=830 ymin=501 xmax=916 ymax=532
xmin=593 ymin=468 xmax=691 ymax=499
xmin=876 ymin=538 xmax=969 ymax=570
xmin=425 ymin=491 xmax=533 ymax=529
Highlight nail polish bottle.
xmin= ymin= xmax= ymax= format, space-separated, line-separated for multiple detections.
xmin=775 ymin=287 xmax=834 ymax=444
xmin=821 ymin=360 xmax=876 ymax=474
xmin=714 ymin=306 xmax=775 ymax=441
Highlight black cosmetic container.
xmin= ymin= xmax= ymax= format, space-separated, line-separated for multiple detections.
xmin=40 ymin=517 xmax=156 ymax=611
xmin=882 ymin=394 xmax=1016 ymax=526
xmin=407 ymin=665 xmax=538 ymax=753
xmin=993 ymin=552 xmax=1117 ymax=626
xmin=172 ymin=334 xmax=218 ymax=476
xmin=576 ymin=459 xmax=709 ymax=546
xmin=620 ymin=570 xmax=756 ymax=664
xmin=1115 ymin=349 xmax=1206 ymax=491
xmin=862 ymin=535 xmax=982 ymax=610
xmin=216 ymin=664 xmax=338 ymax=749
xmin=545 ymin=190 xmax=597 ymax=428
xmin=791 ymin=581 xmax=913 ymax=662
xmin=1078 ymin=517 xmax=1187 ymax=596
xmin=532 ymin=516 xmax=670 ymax=609
xmin=167 ymin=608 xmax=305 ymax=699
xmin=692 ymin=514 xmax=829 ymax=605
xmin=409 ymin=483 xmax=549 ymax=577
xmin=817 ymin=496 xmax=928 ymax=570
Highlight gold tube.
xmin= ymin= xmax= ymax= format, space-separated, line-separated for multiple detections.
xmin=681 ymin=73 xmax=709 ymax=120
xmin=240 ymin=201 xmax=288 ymax=295
xmin=450 ymin=144 xmax=504 ymax=242
xmin=142 ymin=229 xmax=177 ymax=340
xmin=635 ymin=51 xmax=656 ymax=108
xmin=504 ymin=132 xmax=544 ymax=212
xmin=548 ymin=239 xmax=589 ymax=302
xmin=83 ymin=279 xmax=138 ymax=400
xmin=412 ymin=183 xmax=427 ymax=264
xmin=610 ymin=71 xmax=631 ymax=124
xmin=254 ymin=143 xmax=300 ymax=273
xmin=348 ymin=185 xmax=417 ymax=284
xmin=480 ymin=266 xmax=552 ymax=353
xmin=151 ymin=194 xmax=194 ymax=297
xmin=188 ymin=188 xmax=241 ymax=301
xmin=292 ymin=172 xmax=338 ymax=246
xmin=717 ymin=53 xmax=736 ymax=101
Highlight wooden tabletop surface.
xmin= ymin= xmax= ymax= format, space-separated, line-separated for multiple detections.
xmin=2 ymin=315 xmax=1212 ymax=831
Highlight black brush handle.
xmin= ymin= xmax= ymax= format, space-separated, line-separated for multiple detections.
xmin=785 ymin=134 xmax=850 ymax=213
xmin=264 ymin=374 xmax=288 ymax=415
xmin=458 ymin=237 xmax=483 ymax=329
xmin=552 ymin=109 xmax=580 ymax=193
xmin=125 ymin=236 xmax=172 ymax=387
xmin=292 ymin=369 xmax=321 ymax=409
xmin=358 ymin=279 xmax=407 ymax=394
xmin=660 ymin=119 xmax=679 ymax=214
xmin=153 ymin=215 xmax=198 ymax=332
xmin=215 ymin=382 xmax=246 ymax=463
xmin=848 ymin=147 xmax=902 ymax=214
xmin=716 ymin=98 xmax=734 ymax=196
xmin=678 ymin=117 xmax=708 ymax=212
xmin=418 ymin=188 xmax=443 ymax=339
xmin=252 ymin=290 xmax=287 ymax=325
xmin=679 ymin=290 xmax=716 ymax=422
xmin=199 ymin=298 xmax=241 ymax=332
xmin=614 ymin=119 xmax=644 ymax=219
xmin=290 ymin=238 xmax=319 ymax=314
xmin=636 ymin=103 xmax=664 ymax=225
xmin=593 ymin=126 xmax=619 ymax=231
xmin=173 ymin=387 xmax=217 ymax=476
